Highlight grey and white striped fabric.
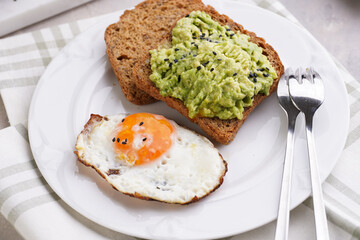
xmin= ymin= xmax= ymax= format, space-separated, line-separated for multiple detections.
xmin=1 ymin=1 xmax=359 ymax=239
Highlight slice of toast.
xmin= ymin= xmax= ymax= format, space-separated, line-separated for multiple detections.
xmin=133 ymin=6 xmax=284 ymax=144
xmin=104 ymin=0 xmax=211 ymax=105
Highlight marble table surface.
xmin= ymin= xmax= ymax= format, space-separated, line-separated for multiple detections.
xmin=1 ymin=0 xmax=359 ymax=239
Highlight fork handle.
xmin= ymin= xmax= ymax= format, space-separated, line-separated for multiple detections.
xmin=305 ymin=114 xmax=329 ymax=240
xmin=275 ymin=114 xmax=297 ymax=240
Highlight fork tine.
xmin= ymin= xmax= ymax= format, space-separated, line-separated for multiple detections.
xmin=286 ymin=68 xmax=296 ymax=86
xmin=285 ymin=68 xmax=293 ymax=77
xmin=284 ymin=68 xmax=294 ymax=86
xmin=309 ymin=68 xmax=323 ymax=86
xmin=295 ymin=68 xmax=304 ymax=83
xmin=278 ymin=68 xmax=291 ymax=96
xmin=306 ymin=68 xmax=314 ymax=83
xmin=288 ymin=68 xmax=298 ymax=91
xmin=311 ymin=68 xmax=323 ymax=84
xmin=285 ymin=68 xmax=294 ymax=84
xmin=309 ymin=67 xmax=321 ymax=79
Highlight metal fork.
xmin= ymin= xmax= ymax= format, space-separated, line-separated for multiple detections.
xmin=289 ymin=67 xmax=329 ymax=240
xmin=275 ymin=68 xmax=300 ymax=240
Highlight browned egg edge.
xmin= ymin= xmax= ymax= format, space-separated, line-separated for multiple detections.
xmin=74 ymin=114 xmax=228 ymax=205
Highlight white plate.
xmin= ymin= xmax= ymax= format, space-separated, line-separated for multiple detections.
xmin=28 ymin=1 xmax=349 ymax=239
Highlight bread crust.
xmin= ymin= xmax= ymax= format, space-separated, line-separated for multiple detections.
xmin=133 ymin=5 xmax=284 ymax=144
xmin=105 ymin=0 xmax=211 ymax=105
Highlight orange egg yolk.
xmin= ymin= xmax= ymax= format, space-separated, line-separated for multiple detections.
xmin=112 ymin=113 xmax=174 ymax=165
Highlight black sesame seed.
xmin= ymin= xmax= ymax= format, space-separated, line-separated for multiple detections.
xmin=112 ymin=137 xmax=115 ymax=142
xmin=117 ymin=138 xmax=120 ymax=143
xmin=226 ymin=28 xmax=231 ymax=31
xmin=197 ymin=66 xmax=201 ymax=70
xmin=143 ymin=138 xmax=147 ymax=141
xmin=215 ymin=41 xmax=220 ymax=43
xmin=260 ymin=68 xmax=265 ymax=71
xmin=210 ymin=68 xmax=214 ymax=72
xmin=249 ymin=72 xmax=254 ymax=78
xmin=251 ymin=96 xmax=254 ymax=99
xmin=186 ymin=14 xmax=189 ymax=17
xmin=254 ymin=87 xmax=257 ymax=90
xmin=254 ymin=72 xmax=258 ymax=77
xmin=209 ymin=39 xmax=212 ymax=42
xmin=202 ymin=61 xmax=209 ymax=67
xmin=209 ymin=33 xmax=213 ymax=36
xmin=164 ymin=58 xmax=169 ymax=61
xmin=192 ymin=37 xmax=197 ymax=39
xmin=182 ymin=54 xmax=186 ymax=58
xmin=178 ymin=75 xmax=181 ymax=82
xmin=254 ymin=78 xmax=257 ymax=82
xmin=212 ymin=51 xmax=217 ymax=55
xmin=266 ymin=67 xmax=269 ymax=71
xmin=174 ymin=48 xmax=179 ymax=51
xmin=233 ymin=73 xmax=237 ymax=76
xmin=191 ymin=42 xmax=195 ymax=44
xmin=122 ymin=141 xmax=126 ymax=145
xmin=174 ymin=59 xmax=178 ymax=63
xmin=219 ymin=34 xmax=222 ymax=37
xmin=193 ymin=54 xmax=197 ymax=57
xmin=217 ymin=59 xmax=222 ymax=61
xmin=139 ymin=122 xmax=144 ymax=126
xmin=263 ymin=73 xmax=269 ymax=77
xmin=122 ymin=118 xmax=125 ymax=122
xmin=195 ymin=44 xmax=198 ymax=49
xmin=230 ymin=33 xmax=234 ymax=37
xmin=201 ymin=33 xmax=205 ymax=37
xmin=169 ymin=62 xmax=173 ymax=67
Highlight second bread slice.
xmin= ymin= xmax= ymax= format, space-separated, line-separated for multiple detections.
xmin=105 ymin=0 xmax=210 ymax=105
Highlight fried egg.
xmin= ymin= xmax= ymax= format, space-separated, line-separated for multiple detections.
xmin=75 ymin=113 xmax=227 ymax=204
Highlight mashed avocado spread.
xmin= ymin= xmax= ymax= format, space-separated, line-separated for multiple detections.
xmin=149 ymin=11 xmax=277 ymax=120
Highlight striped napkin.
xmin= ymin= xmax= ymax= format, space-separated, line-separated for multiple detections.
xmin=1 ymin=0 xmax=359 ymax=239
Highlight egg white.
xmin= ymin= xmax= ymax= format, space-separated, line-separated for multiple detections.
xmin=75 ymin=113 xmax=227 ymax=204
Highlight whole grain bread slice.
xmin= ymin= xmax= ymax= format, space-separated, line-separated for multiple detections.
xmin=133 ymin=5 xmax=284 ymax=144
xmin=105 ymin=0 xmax=211 ymax=105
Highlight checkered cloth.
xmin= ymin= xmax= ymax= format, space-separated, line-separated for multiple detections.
xmin=1 ymin=0 xmax=359 ymax=239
